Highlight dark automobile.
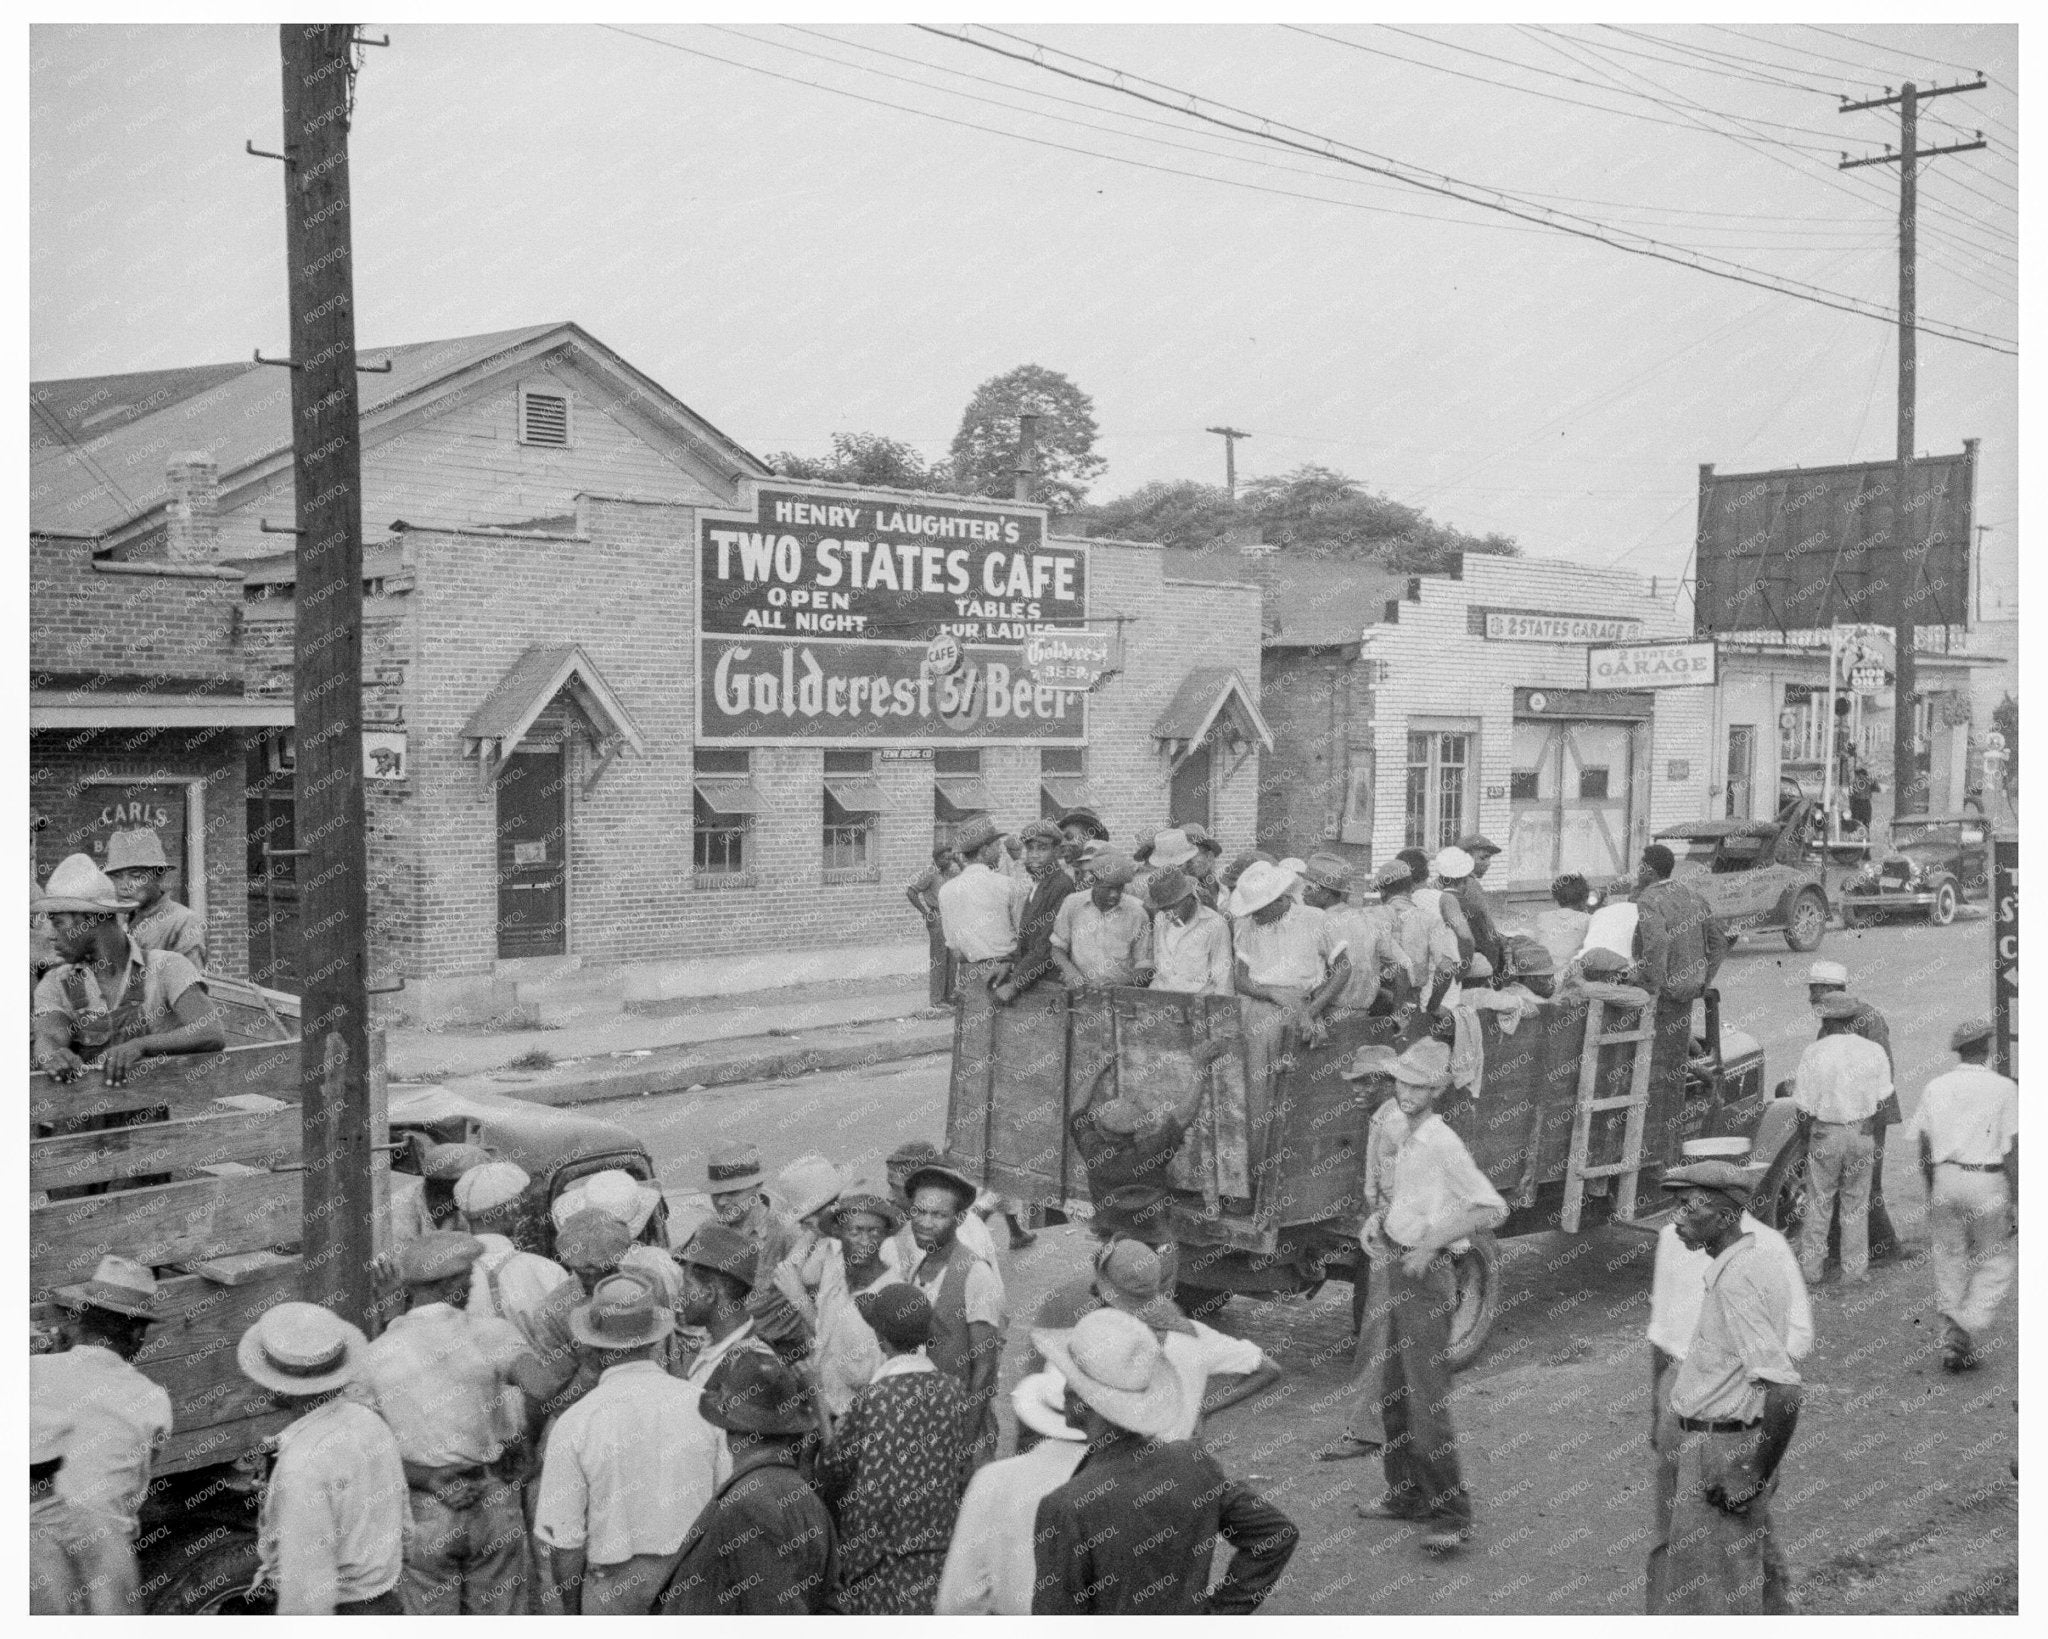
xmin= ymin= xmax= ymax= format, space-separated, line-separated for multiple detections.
xmin=1840 ymin=813 xmax=1992 ymax=928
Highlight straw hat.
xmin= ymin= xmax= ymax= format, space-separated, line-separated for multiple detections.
xmin=103 ymin=830 xmax=171 ymax=873
xmin=54 ymin=1254 xmax=160 ymax=1321
xmin=1150 ymin=828 xmax=1198 ymax=869
xmin=453 ymin=1160 xmax=529 ymax=1218
xmin=1682 ymin=1137 xmax=1752 ymax=1162
xmin=1013 ymin=1368 xmax=1083 ymax=1441
xmin=1807 ymin=960 xmax=1850 ymax=987
xmin=236 ymin=1301 xmax=367 ymax=1396
xmin=1031 ymin=1309 xmax=1185 ymax=1439
xmin=1387 ymin=1039 xmax=1454 ymax=1088
xmin=569 ymin=1273 xmax=675 ymax=1351
xmin=553 ymin=1168 xmax=661 ymax=1237
xmin=774 ymin=1154 xmax=849 ymax=1223
xmin=32 ymin=854 xmax=137 ymax=916
xmin=1228 ymin=859 xmax=1296 ymax=917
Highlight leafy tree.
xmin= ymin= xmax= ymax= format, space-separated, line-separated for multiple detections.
xmin=767 ymin=431 xmax=949 ymax=493
xmin=947 ymin=365 xmax=1106 ymax=515
xmin=1078 ymin=479 xmax=1237 ymax=551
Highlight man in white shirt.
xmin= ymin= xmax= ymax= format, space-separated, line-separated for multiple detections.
xmin=1146 ymin=866 xmax=1234 ymax=995
xmin=535 ymin=1275 xmax=720 ymax=1614
xmin=1908 ymin=1019 xmax=2019 ymax=1371
xmin=1051 ymin=851 xmax=1154 ymax=989
xmin=937 ymin=818 xmax=1017 ymax=980
xmin=457 ymin=1161 xmax=573 ymax=1348
xmin=935 ymin=1371 xmax=1088 ymax=1614
xmin=1790 ymin=997 xmax=1893 ymax=1286
xmin=1232 ymin=859 xmax=1352 ymax=1098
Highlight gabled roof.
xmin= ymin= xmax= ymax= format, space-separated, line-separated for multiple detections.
xmin=1162 ymin=545 xmax=1414 ymax=648
xmin=1152 ymin=667 xmax=1275 ymax=753
xmin=462 ymin=644 xmax=644 ymax=765
xmin=30 ymin=322 xmax=771 ymax=539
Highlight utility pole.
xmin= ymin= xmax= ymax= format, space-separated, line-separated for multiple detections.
xmin=277 ymin=23 xmax=376 ymax=1333
xmin=1206 ymin=425 xmax=1250 ymax=501
xmin=1840 ymin=77 xmax=1985 ymax=820
xmin=1013 ymin=411 xmax=1041 ymax=503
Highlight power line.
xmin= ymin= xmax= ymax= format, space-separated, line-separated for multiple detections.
xmin=1804 ymin=23 xmax=2015 ymax=94
xmin=1596 ymin=24 xmax=1844 ymax=98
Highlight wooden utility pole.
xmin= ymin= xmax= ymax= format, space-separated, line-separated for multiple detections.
xmin=1840 ymin=78 xmax=1985 ymax=819
xmin=1013 ymin=411 xmax=1042 ymax=503
xmin=1206 ymin=425 xmax=1250 ymax=501
xmin=278 ymin=23 xmax=375 ymax=1332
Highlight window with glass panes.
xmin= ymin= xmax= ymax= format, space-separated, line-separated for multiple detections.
xmin=822 ymin=750 xmax=878 ymax=874
xmin=694 ymin=748 xmax=751 ymax=875
xmin=1404 ymin=728 xmax=1474 ymax=851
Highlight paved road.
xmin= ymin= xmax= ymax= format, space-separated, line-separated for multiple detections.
xmin=582 ymin=909 xmax=2011 ymax=1613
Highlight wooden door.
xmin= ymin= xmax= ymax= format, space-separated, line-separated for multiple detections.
xmin=496 ymin=747 xmax=568 ymax=959
xmin=1170 ymin=745 xmax=1212 ymax=831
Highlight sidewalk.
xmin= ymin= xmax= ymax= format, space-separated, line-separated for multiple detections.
xmin=386 ymin=975 xmax=953 ymax=1108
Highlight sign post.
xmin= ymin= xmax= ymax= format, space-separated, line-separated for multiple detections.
xmin=1993 ymin=837 xmax=2017 ymax=1078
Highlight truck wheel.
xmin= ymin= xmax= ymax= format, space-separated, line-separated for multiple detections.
xmin=1445 ymin=1232 xmax=1501 ymax=1372
xmin=144 ymin=1530 xmax=272 ymax=1616
xmin=1753 ymin=1126 xmax=1811 ymax=1242
xmin=1783 ymin=889 xmax=1828 ymax=952
xmin=1929 ymin=880 xmax=1959 ymax=926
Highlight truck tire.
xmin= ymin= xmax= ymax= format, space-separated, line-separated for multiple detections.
xmin=1753 ymin=1125 xmax=1811 ymax=1241
xmin=1782 ymin=889 xmax=1829 ymax=952
xmin=144 ymin=1529 xmax=272 ymax=1616
xmin=1929 ymin=879 xmax=1959 ymax=926
xmin=1445 ymin=1231 xmax=1501 ymax=1372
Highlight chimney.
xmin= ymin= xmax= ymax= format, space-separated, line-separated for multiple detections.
xmin=164 ymin=453 xmax=220 ymax=562
xmin=1224 ymin=521 xmax=1275 ymax=559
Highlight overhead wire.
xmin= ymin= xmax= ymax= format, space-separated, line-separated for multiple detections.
xmin=1596 ymin=24 xmax=1845 ymax=99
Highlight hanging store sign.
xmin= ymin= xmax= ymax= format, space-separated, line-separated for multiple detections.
xmin=1992 ymin=837 xmax=2017 ymax=1078
xmin=1025 ymin=629 xmax=1112 ymax=691
xmin=1481 ymin=609 xmax=1644 ymax=644
xmin=1587 ymin=639 xmax=1717 ymax=690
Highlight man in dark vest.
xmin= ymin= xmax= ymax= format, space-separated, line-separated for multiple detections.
xmin=902 ymin=1163 xmax=1006 ymax=1469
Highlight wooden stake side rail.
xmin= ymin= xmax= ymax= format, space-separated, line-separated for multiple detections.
xmin=29 ymin=1040 xmax=303 ymax=1128
xmin=32 ymin=1106 xmax=304 ymax=1194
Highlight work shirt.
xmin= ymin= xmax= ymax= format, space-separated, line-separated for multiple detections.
xmin=357 ymin=1302 xmax=534 ymax=1468
xmin=911 ymin=1242 xmax=1006 ymax=1334
xmin=1382 ymin=895 xmax=1456 ymax=984
xmin=1582 ymin=901 xmax=1639 ymax=960
xmin=1791 ymin=1033 xmax=1893 ymax=1125
xmin=1052 ymin=891 xmax=1154 ymax=986
xmin=1032 ymin=1430 xmax=1298 ymax=1614
xmin=1907 ymin=1065 xmax=2019 ymax=1166
xmin=1323 ymin=904 xmax=1408 ymax=1011
xmin=1234 ymin=902 xmax=1345 ymax=991
xmin=935 ymin=1437 xmax=1088 ymax=1615
xmin=1831 ymin=999 xmax=1901 ymax=1124
xmin=1667 ymin=1234 xmax=1802 ymax=1423
xmin=1158 ymin=1320 xmax=1267 ymax=1442
xmin=257 ymin=1397 xmax=407 ymax=1614
xmin=468 ymin=1235 xmax=573 ymax=1350
xmin=1534 ymin=907 xmax=1592 ymax=972
xmin=1069 ymin=1108 xmax=1189 ymax=1237
xmin=891 ymin=1203 xmax=998 ymax=1272
xmin=33 ymin=1346 xmax=172 ymax=1534
xmin=1150 ymin=903 xmax=1235 ymax=995
xmin=127 ymin=894 xmax=209 ymax=970
xmin=1648 ymin=1215 xmax=1813 ymax=1362
xmin=659 ymin=1447 xmax=838 ymax=1616
xmin=1634 ymin=879 xmax=1730 ymax=1003
xmin=1363 ymin=1099 xmax=1411 ymax=1220
xmin=937 ymin=863 xmax=1016 ymax=961
xmin=1450 ymin=875 xmax=1505 ymax=971
xmin=1381 ymin=1111 xmax=1508 ymax=1250
xmin=32 ymin=937 xmax=205 ymax=1055
xmin=534 ymin=1360 xmax=720 ymax=1564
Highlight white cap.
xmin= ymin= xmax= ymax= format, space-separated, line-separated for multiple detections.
xmin=1807 ymin=960 xmax=1849 ymax=986
xmin=1433 ymin=846 xmax=1476 ymax=881
xmin=453 ymin=1160 xmax=530 ymax=1217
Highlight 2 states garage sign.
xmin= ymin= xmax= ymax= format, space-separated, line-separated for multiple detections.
xmin=697 ymin=484 xmax=1089 ymax=744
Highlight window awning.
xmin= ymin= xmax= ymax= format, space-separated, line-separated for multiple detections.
xmin=694 ymin=777 xmax=769 ymax=816
xmin=934 ymin=776 xmax=993 ymax=821
xmin=30 ymin=691 xmax=295 ymax=730
xmin=1040 ymin=776 xmax=1096 ymax=815
xmin=824 ymin=778 xmax=891 ymax=814
xmin=462 ymin=644 xmax=643 ymax=793
xmin=1152 ymin=667 xmax=1275 ymax=765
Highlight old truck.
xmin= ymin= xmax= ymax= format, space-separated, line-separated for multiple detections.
xmin=946 ymin=978 xmax=1797 ymax=1370
xmin=29 ymin=1005 xmax=670 ymax=1614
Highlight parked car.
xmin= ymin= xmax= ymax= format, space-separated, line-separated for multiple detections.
xmin=1840 ymin=812 xmax=1991 ymax=928
xmin=1653 ymin=797 xmax=1832 ymax=952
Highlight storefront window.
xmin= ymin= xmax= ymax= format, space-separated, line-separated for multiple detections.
xmin=694 ymin=747 xmax=752 ymax=878
xmin=822 ymin=750 xmax=879 ymax=878
xmin=1404 ymin=728 xmax=1473 ymax=851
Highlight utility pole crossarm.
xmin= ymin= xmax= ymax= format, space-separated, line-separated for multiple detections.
xmin=1206 ymin=426 xmax=1250 ymax=501
xmin=1840 ymin=136 xmax=1986 ymax=170
xmin=1839 ymin=77 xmax=1987 ymax=112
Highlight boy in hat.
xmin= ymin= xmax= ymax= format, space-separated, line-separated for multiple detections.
xmin=1790 ymin=996 xmax=1892 ymax=1286
xmin=1031 ymin=1309 xmax=1299 ymax=1614
xmin=995 ymin=820 xmax=1076 ymax=1004
xmin=32 ymin=853 xmax=222 ymax=1085
xmin=937 ymin=818 xmax=1017 ymax=984
xmin=1051 ymin=850 xmax=1154 ymax=990
xmin=659 ymin=1352 xmax=838 ymax=1615
xmin=1652 ymin=1160 xmax=1805 ymax=1614
xmin=936 ymin=1370 xmax=1090 ymax=1614
xmin=237 ymin=1301 xmax=407 ymax=1614
xmin=903 ymin=1162 xmax=1008 ymax=1468
xmin=1908 ymin=1019 xmax=2018 ymax=1371
xmin=103 ymin=827 xmax=207 ymax=969
xmin=1806 ymin=961 xmax=1901 ymax=1263
xmin=1146 ymin=864 xmax=1235 ymax=995
xmin=534 ymin=1274 xmax=720 ymax=1614
xmin=1353 ymin=1039 xmax=1507 ymax=1553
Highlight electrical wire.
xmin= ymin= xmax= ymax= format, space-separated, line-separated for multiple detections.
xmin=1596 ymin=24 xmax=1845 ymax=100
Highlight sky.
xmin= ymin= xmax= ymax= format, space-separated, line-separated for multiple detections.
xmin=28 ymin=19 xmax=2020 ymax=614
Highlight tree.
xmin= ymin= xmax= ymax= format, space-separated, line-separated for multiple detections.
xmin=947 ymin=365 xmax=1106 ymax=515
xmin=767 ymin=431 xmax=949 ymax=493
xmin=1076 ymin=479 xmax=1236 ymax=551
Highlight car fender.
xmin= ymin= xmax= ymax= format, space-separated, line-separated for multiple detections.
xmin=1748 ymin=1095 xmax=1803 ymax=1174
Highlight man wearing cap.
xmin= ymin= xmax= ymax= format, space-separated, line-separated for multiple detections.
xmin=1653 ymin=1161 xmax=1805 ymax=1614
xmin=1146 ymin=863 xmax=1236 ymax=995
xmin=31 ymin=1394 xmax=133 ymax=1614
xmin=885 ymin=1138 xmax=1005 ymax=1265
xmin=1300 ymin=852 xmax=1415 ymax=1016
xmin=903 ymin=1161 xmax=1008 ymax=1469
xmin=458 ymin=1162 xmax=573 ymax=1347
xmin=529 ymin=1210 xmax=639 ymax=1423
xmin=533 ymin=1274 xmax=720 ymax=1614
xmin=357 ymin=1231 xmax=554 ymax=1614
xmin=815 ymin=1284 xmax=970 ymax=1612
xmin=1375 ymin=859 xmax=1459 ymax=1012
xmin=1790 ymin=998 xmax=1892 ymax=1287
xmin=33 ymin=1253 xmax=174 ymax=1612
xmin=1633 ymin=843 xmax=1731 ymax=1005
xmin=1354 ymin=1039 xmax=1507 ymax=1553
xmin=236 ymin=1302 xmax=408 ymax=1614
xmin=1032 ymin=1308 xmax=1299 ymax=1614
xmin=1806 ymin=962 xmax=1902 ymax=1264
xmin=1450 ymin=834 xmax=1507 ymax=975
xmin=1644 ymin=1144 xmax=1811 ymax=1611
xmin=1908 ymin=1020 xmax=2018 ymax=1372
xmin=935 ymin=1369 xmax=1090 ymax=1614
xmin=32 ymin=853 xmax=223 ymax=1085
xmin=103 ymin=828 xmax=208 ymax=969
xmin=1051 ymin=849 xmax=1155 ymax=990
xmin=994 ymin=820 xmax=1077 ymax=1004
xmin=937 ymin=819 xmax=1018 ymax=989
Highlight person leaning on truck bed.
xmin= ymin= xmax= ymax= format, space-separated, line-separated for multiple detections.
xmin=1631 ymin=844 xmax=1731 ymax=1004
xmin=994 ymin=820 xmax=1076 ymax=1004
xmin=1145 ymin=865 xmax=1235 ymax=995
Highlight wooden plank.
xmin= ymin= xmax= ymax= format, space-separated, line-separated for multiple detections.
xmin=29 ymin=1040 xmax=302 ymax=1129
xmin=134 ymin=1260 xmax=301 ymax=1370
xmin=157 ymin=1410 xmax=295 ymax=1478
xmin=31 ymin=1107 xmax=301 ymax=1193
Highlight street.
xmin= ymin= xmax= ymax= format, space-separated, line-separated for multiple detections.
xmin=588 ymin=909 xmax=2015 ymax=1614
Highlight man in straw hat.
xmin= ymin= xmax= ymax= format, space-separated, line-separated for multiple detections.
xmin=1231 ymin=857 xmax=1351 ymax=1101
xmin=1051 ymin=848 xmax=1154 ymax=990
xmin=1907 ymin=1019 xmax=2018 ymax=1373
xmin=356 ymin=1231 xmax=553 ymax=1614
xmin=34 ymin=1253 xmax=175 ymax=1611
xmin=1644 ymin=1141 xmax=1810 ymax=1611
xmin=236 ymin=1302 xmax=407 ymax=1614
xmin=995 ymin=819 xmax=1076 ymax=1004
xmin=1790 ymin=994 xmax=1892 ymax=1288
xmin=657 ymin=1351 xmax=838 ymax=1616
xmin=1146 ymin=862 xmax=1235 ymax=996
xmin=1650 ymin=1159 xmax=1805 ymax=1614
xmin=534 ymin=1274 xmax=719 ymax=1614
xmin=1352 ymin=1038 xmax=1506 ymax=1553
xmin=936 ymin=816 xmax=1018 ymax=989
xmin=902 ymin=1160 xmax=1008 ymax=1469
xmin=759 ymin=1153 xmax=850 ymax=1340
xmin=530 ymin=1209 xmax=640 ymax=1422
xmin=1030 ymin=1308 xmax=1298 ymax=1614
xmin=102 ymin=827 xmax=207 ymax=969
xmin=32 ymin=852 xmax=222 ymax=1085
xmin=935 ymin=1368 xmax=1090 ymax=1614
xmin=1806 ymin=960 xmax=1902 ymax=1264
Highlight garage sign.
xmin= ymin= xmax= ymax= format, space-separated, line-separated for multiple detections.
xmin=1587 ymin=639 xmax=1717 ymax=690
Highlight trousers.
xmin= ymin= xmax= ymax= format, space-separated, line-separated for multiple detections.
xmin=1646 ymin=1358 xmax=1790 ymax=1613
xmin=335 ymin=1587 xmax=405 ymax=1615
xmin=582 ymin=1551 xmax=685 ymax=1615
xmin=1801 ymin=1122 xmax=1872 ymax=1282
xmin=1657 ymin=1426 xmax=1787 ymax=1615
xmin=402 ymin=1478 xmax=528 ymax=1615
xmin=1928 ymin=1164 xmax=2015 ymax=1336
xmin=1343 ymin=1255 xmax=1398 ymax=1446
xmin=1379 ymin=1253 xmax=1472 ymax=1528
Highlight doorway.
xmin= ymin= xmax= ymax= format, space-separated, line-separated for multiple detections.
xmin=1726 ymin=725 xmax=1756 ymax=820
xmin=1508 ymin=718 xmax=1643 ymax=887
xmin=496 ymin=746 xmax=568 ymax=958
xmin=1170 ymin=745 xmax=1212 ymax=831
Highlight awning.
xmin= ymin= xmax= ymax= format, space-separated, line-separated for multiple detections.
xmin=694 ymin=777 xmax=769 ymax=816
xmin=823 ymin=778 xmax=891 ymax=814
xmin=462 ymin=644 xmax=643 ymax=790
xmin=1152 ymin=667 xmax=1275 ymax=762
xmin=30 ymin=691 xmax=295 ymax=730
xmin=1040 ymin=776 xmax=1097 ymax=815
xmin=934 ymin=776 xmax=993 ymax=821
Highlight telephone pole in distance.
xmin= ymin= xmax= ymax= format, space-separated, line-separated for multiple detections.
xmin=1206 ymin=426 xmax=1250 ymax=501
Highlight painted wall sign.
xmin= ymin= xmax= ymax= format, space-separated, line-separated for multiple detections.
xmin=364 ymin=729 xmax=408 ymax=780
xmin=1587 ymin=639 xmax=1718 ymax=690
xmin=1025 ymin=629 xmax=1112 ymax=691
xmin=1993 ymin=837 xmax=2017 ymax=1077
xmin=1482 ymin=610 xmax=1645 ymax=644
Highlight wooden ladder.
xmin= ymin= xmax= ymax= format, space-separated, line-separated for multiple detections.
xmin=1560 ymin=992 xmax=1657 ymax=1233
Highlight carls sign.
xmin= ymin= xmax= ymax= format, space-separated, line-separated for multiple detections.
xmin=1587 ymin=640 xmax=1717 ymax=690
xmin=1025 ymin=629 xmax=1111 ymax=691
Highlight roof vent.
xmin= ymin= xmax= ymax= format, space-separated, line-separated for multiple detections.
xmin=519 ymin=387 xmax=570 ymax=447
